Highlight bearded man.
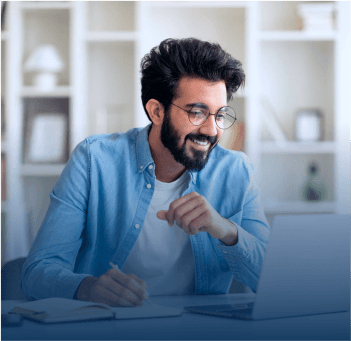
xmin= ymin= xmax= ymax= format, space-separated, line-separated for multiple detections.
xmin=22 ymin=38 xmax=270 ymax=307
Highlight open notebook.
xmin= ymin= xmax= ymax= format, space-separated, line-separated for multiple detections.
xmin=10 ymin=298 xmax=182 ymax=323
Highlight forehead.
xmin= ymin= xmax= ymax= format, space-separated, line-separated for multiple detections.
xmin=175 ymin=76 xmax=227 ymax=105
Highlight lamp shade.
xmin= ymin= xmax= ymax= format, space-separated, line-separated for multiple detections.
xmin=24 ymin=45 xmax=64 ymax=72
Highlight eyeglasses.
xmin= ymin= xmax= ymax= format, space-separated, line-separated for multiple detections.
xmin=169 ymin=102 xmax=237 ymax=130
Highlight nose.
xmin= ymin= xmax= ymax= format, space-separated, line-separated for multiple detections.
xmin=199 ymin=114 xmax=218 ymax=137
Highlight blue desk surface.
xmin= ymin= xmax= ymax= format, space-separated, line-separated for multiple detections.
xmin=2 ymin=294 xmax=350 ymax=340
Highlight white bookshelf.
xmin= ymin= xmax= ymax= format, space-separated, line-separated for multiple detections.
xmin=2 ymin=1 xmax=350 ymax=263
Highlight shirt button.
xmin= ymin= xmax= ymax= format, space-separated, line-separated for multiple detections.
xmin=140 ymin=165 xmax=143 ymax=170
xmin=146 ymin=184 xmax=151 ymax=189
xmin=134 ymin=224 xmax=140 ymax=229
xmin=223 ymin=250 xmax=228 ymax=254
xmin=148 ymin=165 xmax=153 ymax=170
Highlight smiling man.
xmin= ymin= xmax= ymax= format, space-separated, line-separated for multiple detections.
xmin=21 ymin=38 xmax=270 ymax=307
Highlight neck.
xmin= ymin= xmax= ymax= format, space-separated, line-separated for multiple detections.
xmin=148 ymin=125 xmax=186 ymax=183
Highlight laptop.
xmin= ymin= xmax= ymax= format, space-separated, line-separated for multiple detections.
xmin=185 ymin=214 xmax=350 ymax=320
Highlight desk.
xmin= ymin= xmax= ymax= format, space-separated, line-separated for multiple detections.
xmin=2 ymin=294 xmax=349 ymax=340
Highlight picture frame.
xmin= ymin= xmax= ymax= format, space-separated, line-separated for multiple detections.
xmin=295 ymin=109 xmax=323 ymax=142
xmin=24 ymin=113 xmax=68 ymax=164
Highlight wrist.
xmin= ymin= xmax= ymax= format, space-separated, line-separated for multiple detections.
xmin=219 ymin=220 xmax=238 ymax=246
xmin=76 ymin=276 xmax=98 ymax=301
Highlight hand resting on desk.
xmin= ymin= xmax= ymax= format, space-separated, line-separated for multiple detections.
xmin=75 ymin=268 xmax=148 ymax=307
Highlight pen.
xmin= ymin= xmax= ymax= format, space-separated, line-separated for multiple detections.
xmin=109 ymin=262 xmax=152 ymax=306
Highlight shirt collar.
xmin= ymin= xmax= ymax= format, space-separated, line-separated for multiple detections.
xmin=135 ymin=124 xmax=198 ymax=185
xmin=136 ymin=124 xmax=155 ymax=173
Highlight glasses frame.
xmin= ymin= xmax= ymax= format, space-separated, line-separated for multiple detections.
xmin=168 ymin=102 xmax=237 ymax=130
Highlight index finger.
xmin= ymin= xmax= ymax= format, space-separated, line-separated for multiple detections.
xmin=167 ymin=192 xmax=199 ymax=226
xmin=108 ymin=269 xmax=148 ymax=300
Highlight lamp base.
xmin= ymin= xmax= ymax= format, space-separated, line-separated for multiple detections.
xmin=33 ymin=73 xmax=58 ymax=91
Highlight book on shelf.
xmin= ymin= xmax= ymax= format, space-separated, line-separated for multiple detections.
xmin=10 ymin=297 xmax=182 ymax=324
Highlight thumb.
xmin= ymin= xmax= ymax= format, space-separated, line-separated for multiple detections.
xmin=157 ymin=210 xmax=168 ymax=220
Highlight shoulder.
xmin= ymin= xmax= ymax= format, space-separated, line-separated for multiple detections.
xmin=70 ymin=128 xmax=142 ymax=159
xmin=207 ymin=144 xmax=254 ymax=178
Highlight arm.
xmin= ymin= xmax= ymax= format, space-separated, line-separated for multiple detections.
xmin=156 ymin=177 xmax=270 ymax=292
xmin=21 ymin=140 xmax=91 ymax=299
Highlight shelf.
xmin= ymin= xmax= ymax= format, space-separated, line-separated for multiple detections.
xmin=263 ymin=201 xmax=337 ymax=214
xmin=86 ymin=31 xmax=138 ymax=42
xmin=20 ymin=2 xmax=72 ymax=10
xmin=21 ymin=86 xmax=72 ymax=98
xmin=260 ymin=30 xmax=337 ymax=42
xmin=149 ymin=1 xmax=249 ymax=8
xmin=261 ymin=141 xmax=335 ymax=154
xmin=21 ymin=164 xmax=66 ymax=177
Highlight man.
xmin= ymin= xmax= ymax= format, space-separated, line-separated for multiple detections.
xmin=21 ymin=38 xmax=270 ymax=307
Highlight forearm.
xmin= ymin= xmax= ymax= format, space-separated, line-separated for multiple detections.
xmin=217 ymin=223 xmax=269 ymax=292
xmin=21 ymin=260 xmax=88 ymax=300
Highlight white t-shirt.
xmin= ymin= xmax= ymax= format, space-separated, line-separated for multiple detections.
xmin=122 ymin=171 xmax=195 ymax=296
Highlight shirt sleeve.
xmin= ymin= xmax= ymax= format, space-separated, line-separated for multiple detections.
xmin=217 ymin=170 xmax=271 ymax=293
xmin=21 ymin=139 xmax=92 ymax=300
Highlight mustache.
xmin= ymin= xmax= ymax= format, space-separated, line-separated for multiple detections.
xmin=186 ymin=133 xmax=218 ymax=145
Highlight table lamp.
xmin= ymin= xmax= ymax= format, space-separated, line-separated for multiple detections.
xmin=24 ymin=45 xmax=64 ymax=91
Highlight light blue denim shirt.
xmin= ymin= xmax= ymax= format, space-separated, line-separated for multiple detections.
xmin=21 ymin=125 xmax=270 ymax=300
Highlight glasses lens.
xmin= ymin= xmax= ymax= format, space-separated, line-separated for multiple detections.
xmin=216 ymin=107 xmax=236 ymax=129
xmin=189 ymin=106 xmax=209 ymax=126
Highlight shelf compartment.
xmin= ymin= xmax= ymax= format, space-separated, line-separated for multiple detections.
xmin=261 ymin=141 xmax=335 ymax=154
xmin=21 ymin=164 xmax=65 ymax=177
xmin=259 ymin=30 xmax=337 ymax=42
xmin=260 ymin=41 xmax=335 ymax=142
xmin=263 ymin=201 xmax=337 ymax=214
xmin=22 ymin=8 xmax=70 ymax=87
xmin=86 ymin=31 xmax=137 ymax=42
xmin=88 ymin=2 xmax=135 ymax=32
xmin=260 ymin=153 xmax=334 ymax=204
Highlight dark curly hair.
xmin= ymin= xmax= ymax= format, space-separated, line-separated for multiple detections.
xmin=140 ymin=38 xmax=245 ymax=122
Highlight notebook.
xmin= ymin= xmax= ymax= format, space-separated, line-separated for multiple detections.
xmin=10 ymin=297 xmax=182 ymax=323
xmin=185 ymin=214 xmax=350 ymax=320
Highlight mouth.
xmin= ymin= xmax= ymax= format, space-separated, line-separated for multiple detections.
xmin=188 ymin=137 xmax=210 ymax=150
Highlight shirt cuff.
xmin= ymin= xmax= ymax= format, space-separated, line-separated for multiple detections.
xmin=217 ymin=223 xmax=254 ymax=260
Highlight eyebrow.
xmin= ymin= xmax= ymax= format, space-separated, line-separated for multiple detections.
xmin=184 ymin=102 xmax=209 ymax=109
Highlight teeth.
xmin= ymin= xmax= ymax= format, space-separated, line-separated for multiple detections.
xmin=193 ymin=139 xmax=208 ymax=146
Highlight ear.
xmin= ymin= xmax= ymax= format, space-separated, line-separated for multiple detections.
xmin=146 ymin=99 xmax=165 ymax=126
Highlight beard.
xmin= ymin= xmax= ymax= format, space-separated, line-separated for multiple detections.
xmin=160 ymin=112 xmax=219 ymax=172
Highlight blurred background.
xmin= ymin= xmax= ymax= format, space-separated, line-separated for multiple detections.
xmin=1 ymin=1 xmax=350 ymax=264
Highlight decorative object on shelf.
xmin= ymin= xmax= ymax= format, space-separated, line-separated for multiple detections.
xmin=301 ymin=162 xmax=327 ymax=201
xmin=260 ymin=98 xmax=288 ymax=145
xmin=25 ymin=113 xmax=68 ymax=164
xmin=295 ymin=109 xmax=323 ymax=142
xmin=24 ymin=45 xmax=64 ymax=91
xmin=297 ymin=2 xmax=335 ymax=31
xmin=1 ymin=1 xmax=7 ymax=31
